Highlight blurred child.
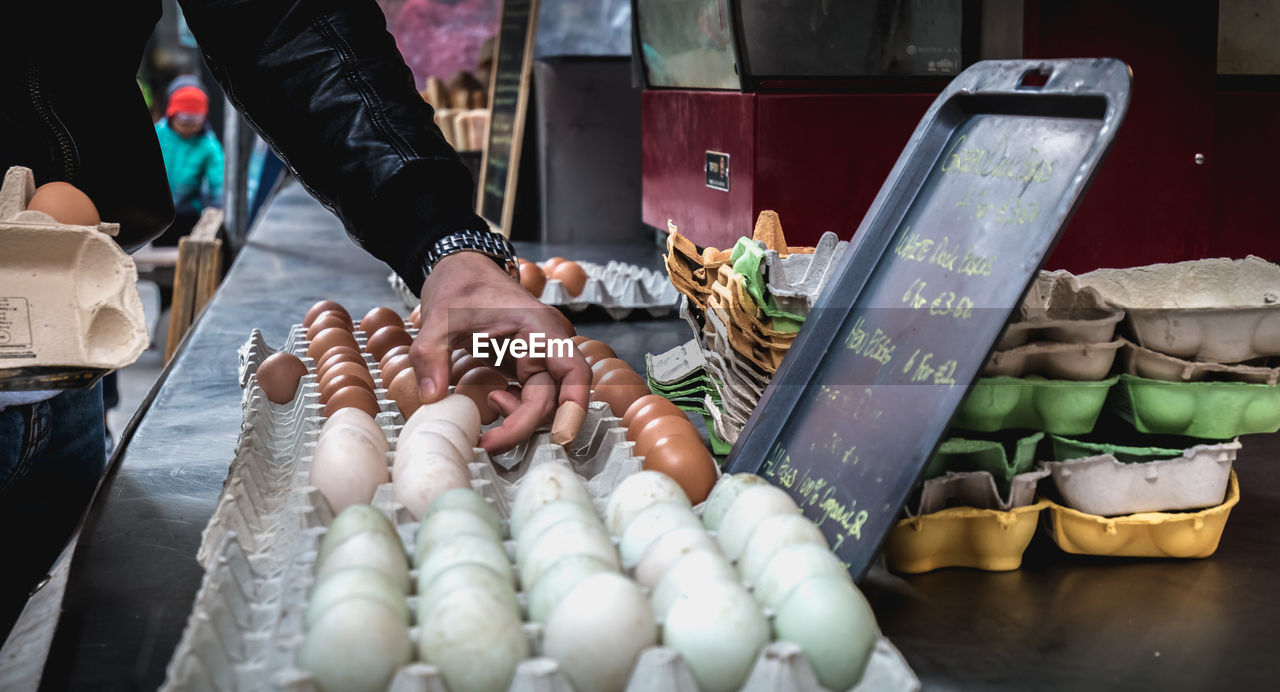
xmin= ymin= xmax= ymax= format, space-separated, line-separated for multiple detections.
xmin=154 ymin=83 xmax=224 ymax=244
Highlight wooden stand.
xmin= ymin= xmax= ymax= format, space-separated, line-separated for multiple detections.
xmin=164 ymin=208 xmax=224 ymax=362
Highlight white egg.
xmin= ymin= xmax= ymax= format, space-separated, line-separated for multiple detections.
xmin=651 ymin=550 xmax=737 ymax=620
xmin=544 ymin=573 xmax=657 ymax=692
xmin=400 ymin=420 xmax=473 ymax=467
xmin=737 ymin=512 xmax=829 ymax=587
xmin=423 ymin=487 xmax=503 ymax=536
xmin=515 ymin=500 xmax=603 ymax=566
xmin=633 ymin=526 xmax=722 ymax=590
xmin=604 ymin=470 xmax=691 ymax=536
xmin=716 ymin=485 xmax=799 ymax=561
xmin=321 ymin=419 xmax=389 ymax=455
xmin=526 ymin=553 xmax=616 ymax=623
xmin=618 ymin=502 xmax=702 ymax=569
xmin=394 ymin=430 xmax=465 ymax=476
xmin=414 ymin=509 xmax=503 ymax=566
xmin=298 ymin=597 xmax=412 ymax=692
xmin=418 ymin=586 xmax=529 ymax=692
xmin=663 ymin=580 xmax=770 ymax=692
xmin=416 ymin=563 xmax=519 ymax=624
xmin=392 ymin=454 xmax=471 ymax=519
xmin=402 ymin=393 xmax=482 ymax=442
xmin=314 ymin=530 xmax=410 ymax=592
xmin=304 ymin=567 xmax=409 ymax=631
xmin=310 ymin=427 xmax=389 ymax=514
xmin=316 ymin=504 xmax=398 ymax=567
xmin=520 ymin=518 xmax=619 ymax=588
xmin=416 ymin=534 xmax=514 ymax=592
xmin=753 ymin=543 xmax=853 ymax=611
xmin=773 ymin=576 xmax=879 ymax=690
xmin=509 ymin=463 xmax=593 ymax=536
xmin=701 ymin=473 xmax=769 ymax=531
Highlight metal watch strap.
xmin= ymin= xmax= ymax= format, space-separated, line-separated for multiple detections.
xmin=424 ymin=229 xmax=520 ymax=280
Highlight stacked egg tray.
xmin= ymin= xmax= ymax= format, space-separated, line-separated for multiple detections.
xmin=162 ymin=326 xmax=919 ymax=692
xmin=656 ymin=212 xmax=847 ymax=448
xmin=389 ymin=259 xmax=679 ymax=320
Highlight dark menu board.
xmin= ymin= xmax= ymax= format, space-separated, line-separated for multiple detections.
xmin=725 ymin=60 xmax=1132 ymax=580
xmin=478 ymin=0 xmax=539 ymax=234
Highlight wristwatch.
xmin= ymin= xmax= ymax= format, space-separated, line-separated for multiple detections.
xmin=423 ymin=228 xmax=520 ymax=281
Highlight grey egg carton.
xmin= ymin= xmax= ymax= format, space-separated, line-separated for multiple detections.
xmin=908 ymin=468 xmax=1051 ymax=517
xmin=1075 ymin=256 xmax=1280 ymax=363
xmin=759 ymin=232 xmax=849 ymax=318
xmin=1120 ymin=339 xmax=1280 ymax=385
xmin=982 ymin=339 xmax=1123 ymax=380
xmin=1039 ymin=438 xmax=1241 ymax=517
xmin=389 ymin=259 xmax=679 ymax=320
xmin=998 ymin=271 xmax=1125 ymax=349
xmin=167 ymin=328 xmax=917 ymax=692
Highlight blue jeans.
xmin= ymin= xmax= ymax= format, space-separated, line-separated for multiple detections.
xmin=0 ymin=383 xmax=105 ymax=640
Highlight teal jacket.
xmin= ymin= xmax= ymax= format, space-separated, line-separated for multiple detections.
xmin=155 ymin=119 xmax=224 ymax=212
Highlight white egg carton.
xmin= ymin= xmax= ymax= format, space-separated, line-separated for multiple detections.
xmin=165 ymin=329 xmax=919 ymax=692
xmin=389 ymin=259 xmax=679 ymax=320
xmin=1039 ymin=439 xmax=1241 ymax=517
xmin=1120 ymin=339 xmax=1280 ymax=385
xmin=759 ymin=232 xmax=849 ymax=318
xmin=909 ymin=468 xmax=1051 ymax=516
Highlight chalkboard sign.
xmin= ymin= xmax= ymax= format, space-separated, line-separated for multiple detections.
xmin=477 ymin=0 xmax=540 ymax=236
xmin=725 ymin=60 xmax=1132 ymax=580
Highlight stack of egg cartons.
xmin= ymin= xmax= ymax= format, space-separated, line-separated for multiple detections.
xmin=655 ymin=211 xmax=847 ymax=453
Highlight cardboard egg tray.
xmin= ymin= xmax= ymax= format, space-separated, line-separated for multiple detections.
xmin=953 ymin=376 xmax=1119 ymax=435
xmin=982 ymin=339 xmax=1124 ymax=380
xmin=1046 ymin=471 xmax=1240 ymax=559
xmin=388 ymin=258 xmax=679 ymax=320
xmin=921 ymin=432 xmax=1044 ymax=487
xmin=882 ymin=500 xmax=1051 ymax=574
xmin=164 ymin=328 xmax=920 ymax=692
xmin=1075 ymin=256 xmax=1280 ymax=363
xmin=996 ymin=270 xmax=1125 ymax=350
xmin=1120 ymin=339 xmax=1280 ymax=385
xmin=910 ymin=468 xmax=1050 ymax=516
xmin=1107 ymin=373 xmax=1280 ymax=438
xmin=1039 ymin=438 xmax=1240 ymax=517
xmin=0 ymin=166 xmax=149 ymax=389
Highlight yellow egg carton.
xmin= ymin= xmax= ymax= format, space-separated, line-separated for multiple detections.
xmin=1046 ymin=471 xmax=1239 ymax=559
xmin=882 ymin=500 xmax=1050 ymax=573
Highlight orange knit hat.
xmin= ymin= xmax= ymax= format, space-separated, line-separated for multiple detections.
xmin=166 ymin=86 xmax=209 ymax=118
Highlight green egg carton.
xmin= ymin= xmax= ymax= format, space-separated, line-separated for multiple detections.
xmin=923 ymin=432 xmax=1044 ymax=491
xmin=1109 ymin=373 xmax=1280 ymax=439
xmin=1049 ymin=434 xmax=1184 ymax=463
xmin=953 ymin=376 xmax=1119 ymax=435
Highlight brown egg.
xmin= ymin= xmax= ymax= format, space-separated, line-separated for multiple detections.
xmin=520 ymin=262 xmax=547 ymax=296
xmin=27 ymin=182 xmax=100 ymax=226
xmin=379 ymin=345 xmax=410 ymax=370
xmin=450 ymin=354 xmax=478 ymax=385
xmin=542 ymin=257 xmax=567 ymax=273
xmin=577 ymin=340 xmax=616 ymax=362
xmin=306 ymin=311 xmax=353 ymax=339
xmin=256 ymin=352 xmax=308 ymax=404
xmin=553 ymin=308 xmax=576 ymax=337
xmin=304 ymin=300 xmax=350 ymax=327
xmin=388 ymin=367 xmax=423 ymax=418
xmin=643 ymin=435 xmax=717 ymax=504
xmin=591 ymin=358 xmax=632 ymax=386
xmin=408 ymin=304 xmax=423 ymax=329
xmin=320 ymin=374 xmax=374 ymax=405
xmin=592 ymin=368 xmax=651 ymax=418
xmin=318 ymin=361 xmax=376 ymax=392
xmin=323 ymin=385 xmax=381 ymax=418
xmin=550 ymin=261 xmax=589 ymax=297
xmin=633 ymin=414 xmax=699 ymax=458
xmin=360 ymin=306 xmax=404 ymax=335
xmin=451 ymin=348 xmax=470 ymax=362
xmin=381 ymin=354 xmax=414 ymax=386
xmin=623 ymin=394 xmax=684 ymax=433
xmin=366 ymin=326 xmax=412 ymax=361
xmin=317 ymin=346 xmax=366 ymax=376
xmin=307 ymin=327 xmax=359 ymax=360
xmin=455 ymin=367 xmax=509 ymax=425
xmin=571 ymin=335 xmax=592 ymax=347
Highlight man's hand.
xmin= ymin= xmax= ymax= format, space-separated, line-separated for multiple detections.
xmin=411 ymin=251 xmax=590 ymax=453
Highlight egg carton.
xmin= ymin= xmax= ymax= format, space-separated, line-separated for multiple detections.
xmin=882 ymin=500 xmax=1051 ymax=574
xmin=909 ymin=468 xmax=1049 ymax=516
xmin=1039 ymin=438 xmax=1240 ymax=516
xmin=997 ymin=270 xmax=1125 ymax=349
xmin=1046 ymin=471 xmax=1240 ymax=559
xmin=389 ymin=259 xmax=679 ymax=320
xmin=1120 ymin=339 xmax=1280 ymax=385
xmin=921 ymin=432 xmax=1044 ymax=488
xmin=1075 ymin=256 xmax=1280 ymax=363
xmin=982 ymin=339 xmax=1123 ymax=380
xmin=1048 ymin=435 xmax=1186 ymax=464
xmin=953 ymin=376 xmax=1119 ymax=435
xmin=1108 ymin=373 xmax=1280 ymax=438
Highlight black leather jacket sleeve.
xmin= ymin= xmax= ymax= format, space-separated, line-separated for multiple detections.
xmin=179 ymin=0 xmax=487 ymax=295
